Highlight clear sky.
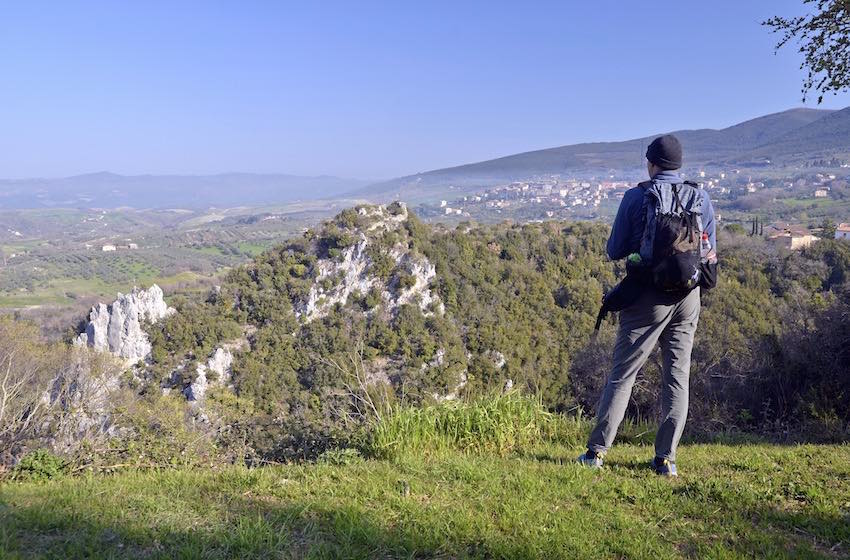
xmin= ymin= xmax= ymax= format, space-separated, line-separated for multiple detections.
xmin=2 ymin=0 xmax=849 ymax=180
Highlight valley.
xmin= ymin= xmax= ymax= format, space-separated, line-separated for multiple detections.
xmin=4 ymin=107 xmax=850 ymax=323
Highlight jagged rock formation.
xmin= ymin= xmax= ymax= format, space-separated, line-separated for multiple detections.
xmin=184 ymin=347 xmax=236 ymax=404
xmin=299 ymin=236 xmax=372 ymax=321
xmin=297 ymin=203 xmax=444 ymax=321
xmin=75 ymin=285 xmax=174 ymax=363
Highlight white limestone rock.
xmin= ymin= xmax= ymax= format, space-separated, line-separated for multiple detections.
xmin=184 ymin=347 xmax=234 ymax=404
xmin=385 ymin=251 xmax=439 ymax=315
xmin=298 ymin=236 xmax=375 ymax=321
xmin=74 ymin=284 xmax=174 ymax=364
xmin=297 ymin=203 xmax=443 ymax=322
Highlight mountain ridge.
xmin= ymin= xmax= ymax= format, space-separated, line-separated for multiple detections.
xmin=355 ymin=107 xmax=843 ymax=201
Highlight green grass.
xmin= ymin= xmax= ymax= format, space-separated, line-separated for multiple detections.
xmin=2 ymin=442 xmax=848 ymax=559
xmin=780 ymin=197 xmax=843 ymax=209
xmin=236 ymin=242 xmax=270 ymax=256
xmin=369 ymin=393 xmax=587 ymax=459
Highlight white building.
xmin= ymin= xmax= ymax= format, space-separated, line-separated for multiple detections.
xmin=101 ymin=244 xmax=116 ymax=252
xmin=836 ymin=223 xmax=850 ymax=240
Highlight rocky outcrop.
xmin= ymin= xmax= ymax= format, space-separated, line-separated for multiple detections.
xmin=299 ymin=235 xmax=373 ymax=321
xmin=297 ymin=203 xmax=444 ymax=322
xmin=385 ymin=250 xmax=442 ymax=315
xmin=42 ymin=347 xmax=125 ymax=454
xmin=75 ymin=285 xmax=174 ymax=364
xmin=184 ymin=347 xmax=235 ymax=404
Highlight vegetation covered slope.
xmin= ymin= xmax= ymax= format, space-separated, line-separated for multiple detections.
xmin=2 ymin=440 xmax=849 ymax=559
xmin=136 ymin=203 xmax=850 ymax=464
xmin=2 ymin=203 xmax=848 ymax=471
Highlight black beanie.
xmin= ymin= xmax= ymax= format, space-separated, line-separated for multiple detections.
xmin=646 ymin=134 xmax=683 ymax=170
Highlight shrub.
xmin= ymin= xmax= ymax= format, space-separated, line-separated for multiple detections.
xmin=395 ymin=271 xmax=418 ymax=291
xmin=0 ymin=317 xmax=66 ymax=465
xmin=106 ymin=393 xmax=218 ymax=468
xmin=387 ymin=201 xmax=406 ymax=216
xmin=11 ymin=449 xmax=66 ymax=482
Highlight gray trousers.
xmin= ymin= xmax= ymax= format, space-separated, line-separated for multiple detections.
xmin=588 ymin=287 xmax=700 ymax=461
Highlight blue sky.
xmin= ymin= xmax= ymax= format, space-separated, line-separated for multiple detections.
xmin=1 ymin=0 xmax=848 ymax=180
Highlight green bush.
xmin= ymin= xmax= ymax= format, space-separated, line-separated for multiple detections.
xmin=11 ymin=449 xmax=66 ymax=482
xmin=106 ymin=393 xmax=218 ymax=468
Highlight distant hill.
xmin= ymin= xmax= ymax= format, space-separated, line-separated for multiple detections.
xmin=0 ymin=172 xmax=369 ymax=210
xmin=7 ymin=107 xmax=849 ymax=210
xmin=743 ymin=106 xmax=850 ymax=160
xmin=357 ymin=107 xmax=843 ymax=202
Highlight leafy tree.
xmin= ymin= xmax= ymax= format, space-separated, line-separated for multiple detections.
xmin=764 ymin=0 xmax=850 ymax=103
xmin=724 ymin=223 xmax=747 ymax=236
xmin=821 ymin=217 xmax=837 ymax=238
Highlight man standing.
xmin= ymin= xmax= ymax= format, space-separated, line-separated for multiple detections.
xmin=578 ymin=134 xmax=716 ymax=477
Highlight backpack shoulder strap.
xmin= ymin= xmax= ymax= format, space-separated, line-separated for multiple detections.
xmin=671 ymin=183 xmax=685 ymax=214
xmin=637 ymin=181 xmax=663 ymax=262
xmin=674 ymin=181 xmax=705 ymax=243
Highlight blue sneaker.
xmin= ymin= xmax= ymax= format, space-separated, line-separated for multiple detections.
xmin=651 ymin=457 xmax=678 ymax=477
xmin=577 ymin=449 xmax=604 ymax=468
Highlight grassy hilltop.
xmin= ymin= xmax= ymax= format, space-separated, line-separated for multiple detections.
xmin=2 ymin=440 xmax=849 ymax=559
xmin=2 ymin=396 xmax=850 ymax=559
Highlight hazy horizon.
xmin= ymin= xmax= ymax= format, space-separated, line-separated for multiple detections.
xmin=1 ymin=104 xmax=843 ymax=184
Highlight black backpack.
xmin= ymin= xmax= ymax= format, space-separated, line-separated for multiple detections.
xmin=637 ymin=180 xmax=704 ymax=292
xmin=593 ymin=179 xmax=716 ymax=332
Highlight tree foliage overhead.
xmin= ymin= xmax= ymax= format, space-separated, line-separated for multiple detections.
xmin=764 ymin=0 xmax=850 ymax=103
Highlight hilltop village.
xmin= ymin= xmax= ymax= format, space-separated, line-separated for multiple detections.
xmin=419 ymin=167 xmax=850 ymax=235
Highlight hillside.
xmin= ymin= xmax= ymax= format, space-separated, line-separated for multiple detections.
xmin=30 ymin=203 xmax=845 ymax=460
xmin=357 ymin=108 xmax=838 ymax=202
xmin=2 ymin=203 xmax=848 ymax=480
xmin=0 ymin=172 xmax=369 ymax=210
xmin=0 ymin=201 xmax=351 ymax=313
xmin=744 ymin=106 xmax=850 ymax=161
xmin=2 ymin=441 xmax=849 ymax=559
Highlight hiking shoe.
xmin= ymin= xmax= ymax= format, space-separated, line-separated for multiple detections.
xmin=652 ymin=457 xmax=678 ymax=477
xmin=577 ymin=449 xmax=604 ymax=468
